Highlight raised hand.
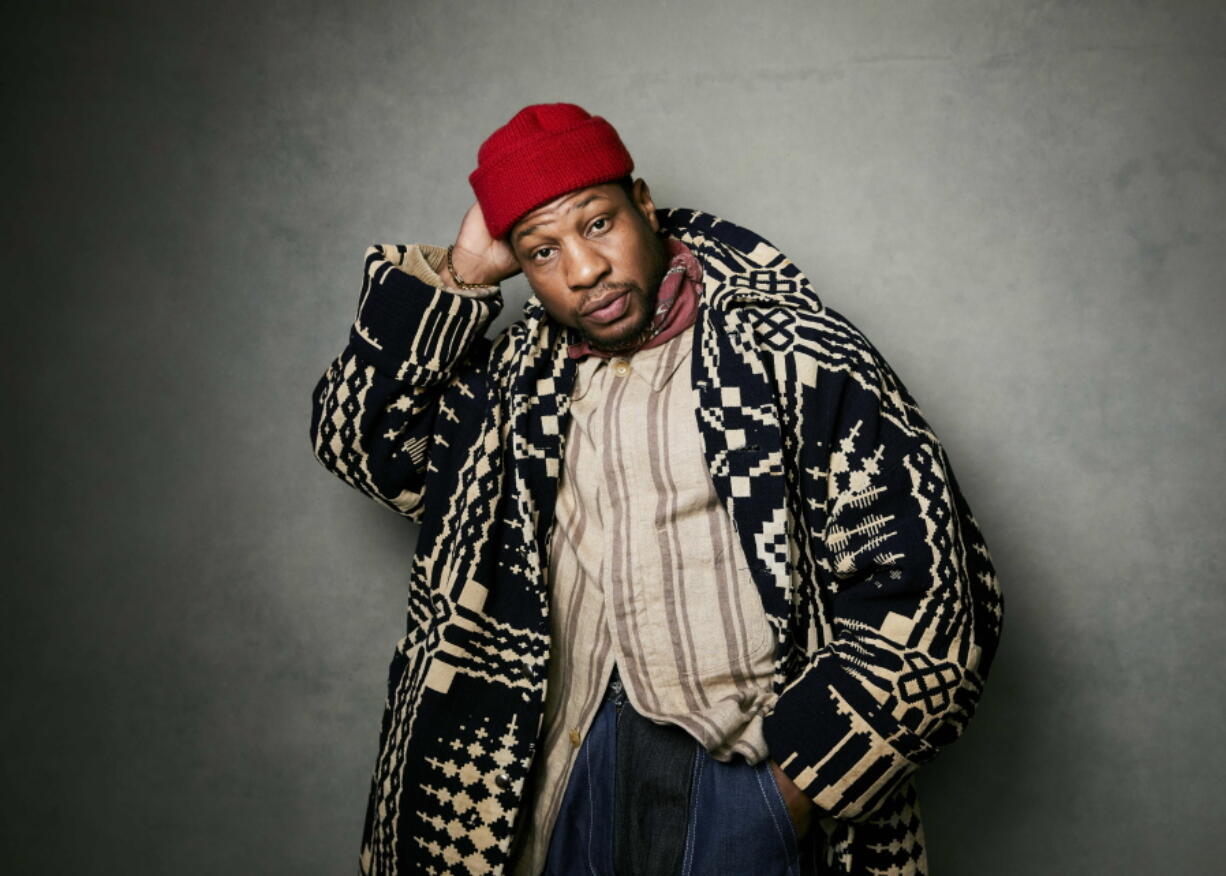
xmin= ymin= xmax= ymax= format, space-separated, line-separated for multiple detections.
xmin=442 ymin=202 xmax=520 ymax=288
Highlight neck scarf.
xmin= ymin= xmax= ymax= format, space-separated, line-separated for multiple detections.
xmin=567 ymin=237 xmax=702 ymax=360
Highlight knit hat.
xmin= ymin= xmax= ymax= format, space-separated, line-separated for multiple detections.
xmin=469 ymin=103 xmax=634 ymax=239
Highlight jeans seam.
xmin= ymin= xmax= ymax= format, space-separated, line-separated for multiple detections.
xmin=680 ymin=746 xmax=704 ymax=876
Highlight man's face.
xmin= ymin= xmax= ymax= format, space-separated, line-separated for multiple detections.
xmin=509 ymin=179 xmax=667 ymax=353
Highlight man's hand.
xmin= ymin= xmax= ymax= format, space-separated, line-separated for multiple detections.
xmin=439 ymin=202 xmax=520 ymax=288
xmin=769 ymin=759 xmax=815 ymax=841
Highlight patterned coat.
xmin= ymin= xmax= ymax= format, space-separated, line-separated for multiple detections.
xmin=309 ymin=208 xmax=1003 ymax=875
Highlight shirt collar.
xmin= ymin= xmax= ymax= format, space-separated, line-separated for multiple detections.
xmin=570 ymin=324 xmax=694 ymax=400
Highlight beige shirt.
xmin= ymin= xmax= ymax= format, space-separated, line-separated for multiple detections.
xmin=512 ymin=325 xmax=779 ymax=876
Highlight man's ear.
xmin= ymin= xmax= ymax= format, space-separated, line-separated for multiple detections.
xmin=631 ymin=178 xmax=659 ymax=232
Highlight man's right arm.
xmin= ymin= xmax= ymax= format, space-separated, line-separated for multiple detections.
xmin=309 ymin=203 xmax=520 ymax=521
xmin=307 ymin=241 xmax=506 ymax=522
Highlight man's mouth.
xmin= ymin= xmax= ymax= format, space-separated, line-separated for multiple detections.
xmin=581 ymin=289 xmax=631 ymax=325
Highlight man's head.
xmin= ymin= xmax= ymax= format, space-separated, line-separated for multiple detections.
xmin=469 ymin=104 xmax=668 ymax=352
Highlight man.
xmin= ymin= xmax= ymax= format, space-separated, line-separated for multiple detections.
xmin=310 ymin=103 xmax=1002 ymax=876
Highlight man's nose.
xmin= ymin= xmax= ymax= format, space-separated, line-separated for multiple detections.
xmin=564 ymin=241 xmax=611 ymax=291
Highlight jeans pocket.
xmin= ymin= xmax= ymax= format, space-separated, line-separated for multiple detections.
xmin=759 ymin=762 xmax=801 ymax=855
xmin=682 ymin=752 xmax=800 ymax=876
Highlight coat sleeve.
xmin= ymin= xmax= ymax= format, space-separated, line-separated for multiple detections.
xmin=308 ymin=244 xmax=502 ymax=523
xmin=761 ymin=331 xmax=1003 ymax=822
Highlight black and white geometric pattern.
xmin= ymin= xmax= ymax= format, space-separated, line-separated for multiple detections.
xmin=310 ymin=210 xmax=1003 ymax=874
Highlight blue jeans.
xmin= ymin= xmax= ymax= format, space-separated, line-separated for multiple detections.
xmin=542 ymin=671 xmax=819 ymax=876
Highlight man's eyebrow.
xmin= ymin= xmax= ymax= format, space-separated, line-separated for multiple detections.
xmin=514 ymin=194 xmax=609 ymax=243
xmin=569 ymin=193 xmax=604 ymax=213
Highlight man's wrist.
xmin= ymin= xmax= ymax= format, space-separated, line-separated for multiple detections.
xmin=447 ymin=245 xmax=504 ymax=288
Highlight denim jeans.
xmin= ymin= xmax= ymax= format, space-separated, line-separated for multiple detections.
xmin=543 ymin=670 xmax=820 ymax=876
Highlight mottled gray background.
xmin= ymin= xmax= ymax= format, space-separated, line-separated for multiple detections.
xmin=5 ymin=1 xmax=1224 ymax=873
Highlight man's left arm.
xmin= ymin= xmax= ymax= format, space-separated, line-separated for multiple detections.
xmin=761 ymin=358 xmax=1003 ymax=823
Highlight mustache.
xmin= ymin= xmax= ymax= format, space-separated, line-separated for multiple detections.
xmin=580 ymin=281 xmax=642 ymax=313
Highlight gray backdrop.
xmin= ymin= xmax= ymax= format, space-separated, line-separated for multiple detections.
xmin=6 ymin=1 xmax=1224 ymax=873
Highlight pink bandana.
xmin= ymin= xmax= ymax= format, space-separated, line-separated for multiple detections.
xmin=567 ymin=237 xmax=702 ymax=360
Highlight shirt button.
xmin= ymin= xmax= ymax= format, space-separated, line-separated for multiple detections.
xmin=495 ymin=771 xmax=512 ymax=790
xmin=612 ymin=360 xmax=630 ymax=377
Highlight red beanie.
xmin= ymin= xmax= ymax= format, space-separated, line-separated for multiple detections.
xmin=469 ymin=103 xmax=634 ymax=239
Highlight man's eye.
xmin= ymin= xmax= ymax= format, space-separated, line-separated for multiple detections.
xmin=532 ymin=247 xmax=555 ymax=262
xmin=589 ymin=217 xmax=608 ymax=233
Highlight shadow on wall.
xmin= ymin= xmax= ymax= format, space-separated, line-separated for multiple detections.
xmin=917 ymin=532 xmax=1049 ymax=870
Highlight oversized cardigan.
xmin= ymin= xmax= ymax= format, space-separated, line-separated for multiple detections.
xmin=309 ymin=208 xmax=1004 ymax=875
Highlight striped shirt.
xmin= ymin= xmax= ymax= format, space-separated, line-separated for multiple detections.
xmin=512 ymin=323 xmax=779 ymax=875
